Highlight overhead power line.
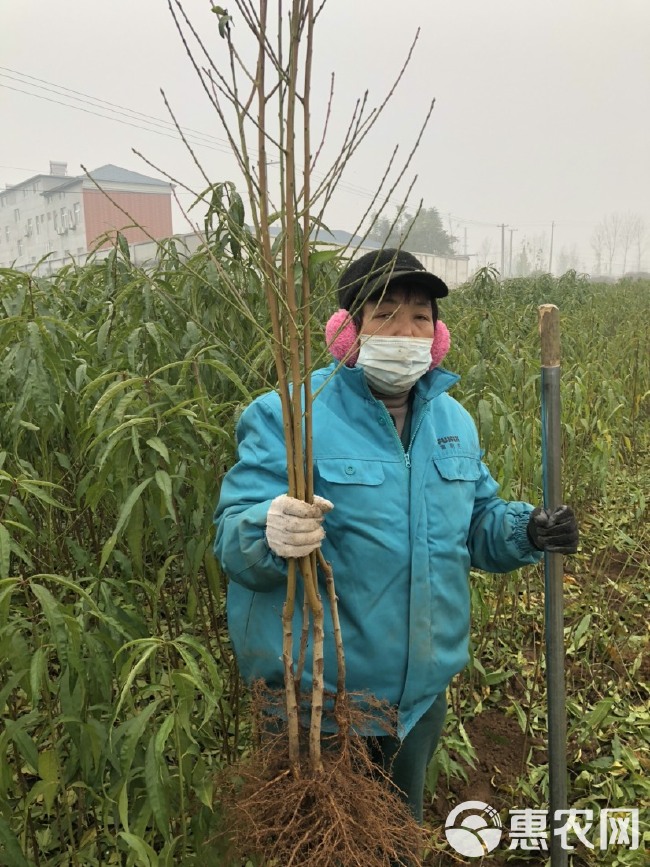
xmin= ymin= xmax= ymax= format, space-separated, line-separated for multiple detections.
xmin=0 ymin=82 xmax=237 ymax=157
xmin=1 ymin=67 xmax=608 ymax=233
xmin=0 ymin=66 xmax=233 ymax=150
xmin=0 ymin=68 xmax=394 ymax=205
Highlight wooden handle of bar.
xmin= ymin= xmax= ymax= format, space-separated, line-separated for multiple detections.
xmin=539 ymin=304 xmax=560 ymax=367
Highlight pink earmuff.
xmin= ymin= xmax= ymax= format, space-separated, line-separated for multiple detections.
xmin=325 ymin=309 xmax=451 ymax=370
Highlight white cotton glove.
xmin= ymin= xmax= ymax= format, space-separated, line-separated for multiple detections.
xmin=265 ymin=494 xmax=334 ymax=559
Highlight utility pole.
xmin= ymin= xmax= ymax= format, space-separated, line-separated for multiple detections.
xmin=448 ymin=213 xmax=456 ymax=253
xmin=499 ymin=223 xmax=507 ymax=277
xmin=548 ymin=220 xmax=555 ymax=274
xmin=508 ymin=228 xmax=518 ymax=277
xmin=463 ymin=227 xmax=468 ymax=257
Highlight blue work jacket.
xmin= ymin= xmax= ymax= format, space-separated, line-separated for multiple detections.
xmin=213 ymin=363 xmax=542 ymax=738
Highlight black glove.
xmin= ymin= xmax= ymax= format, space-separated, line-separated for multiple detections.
xmin=527 ymin=505 xmax=579 ymax=554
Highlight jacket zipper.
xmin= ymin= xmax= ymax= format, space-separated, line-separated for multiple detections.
xmin=378 ymin=399 xmax=427 ymax=468
xmin=404 ymin=408 xmax=426 ymax=468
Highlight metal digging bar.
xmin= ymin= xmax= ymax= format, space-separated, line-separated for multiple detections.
xmin=539 ymin=304 xmax=568 ymax=867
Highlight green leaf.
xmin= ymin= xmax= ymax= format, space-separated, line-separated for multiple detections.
xmin=307 ymin=248 xmax=339 ymax=283
xmin=16 ymin=479 xmax=72 ymax=511
xmin=75 ymin=360 xmax=88 ymax=391
xmin=174 ymin=645 xmax=212 ymax=700
xmin=30 ymin=583 xmax=69 ymax=669
xmin=483 ymin=669 xmax=513 ymax=686
xmin=154 ymin=470 xmax=177 ymax=522
xmin=30 ymin=645 xmax=47 ymax=705
xmin=116 ymin=232 xmax=130 ymax=261
xmin=477 ymin=398 xmax=493 ymax=450
xmin=118 ymin=831 xmax=159 ymax=867
xmin=126 ymin=496 xmax=145 ymax=576
xmin=0 ymin=672 xmax=27 ymax=714
xmin=0 ymin=523 xmax=10 ymax=579
xmin=471 ymin=656 xmax=486 ymax=676
xmin=0 ymin=815 xmax=31 ymax=867
xmin=88 ymin=376 xmax=144 ymax=420
xmin=37 ymin=750 xmax=59 ymax=813
xmin=131 ymin=422 xmax=143 ymax=465
xmin=146 ymin=436 xmax=170 ymax=464
xmin=308 ymin=248 xmax=339 ymax=267
xmin=38 ymin=749 xmax=59 ymax=783
xmin=228 ymin=193 xmax=245 ymax=228
xmin=154 ymin=714 xmax=175 ymax=762
xmin=5 ymin=720 xmax=39 ymax=773
xmin=585 ymin=698 xmax=615 ymax=732
xmin=570 ymin=613 xmax=591 ymax=652
xmin=144 ymin=322 xmax=162 ymax=355
xmin=192 ymin=754 xmax=214 ymax=808
xmin=113 ymin=641 xmax=159 ymax=721
xmin=0 ymin=578 xmax=18 ymax=627
xmin=511 ymin=700 xmax=527 ymax=733
xmin=176 ymin=634 xmax=223 ymax=699
xmin=118 ymin=700 xmax=161 ymax=777
xmin=100 ymin=533 xmax=118 ymax=572
xmin=114 ymin=478 xmax=153 ymax=537
xmin=118 ymin=782 xmax=130 ymax=834
xmin=97 ymin=317 xmax=111 ymax=356
xmin=201 ymin=358 xmax=251 ymax=400
xmin=145 ymin=732 xmax=170 ymax=840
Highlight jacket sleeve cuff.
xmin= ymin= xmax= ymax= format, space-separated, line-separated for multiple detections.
xmin=511 ymin=509 xmax=542 ymax=559
xmin=221 ymin=500 xmax=288 ymax=591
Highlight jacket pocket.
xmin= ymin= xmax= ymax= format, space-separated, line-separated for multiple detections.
xmin=432 ymin=454 xmax=481 ymax=482
xmin=316 ymin=458 xmax=385 ymax=486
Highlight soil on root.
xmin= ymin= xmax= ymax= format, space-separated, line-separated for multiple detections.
xmin=216 ymin=693 xmax=427 ymax=867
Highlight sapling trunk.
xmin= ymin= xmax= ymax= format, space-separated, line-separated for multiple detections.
xmin=307 ymin=554 xmax=325 ymax=773
xmin=282 ymin=561 xmax=301 ymax=771
xmin=254 ymin=0 xmax=301 ymax=771
xmin=294 ymin=597 xmax=310 ymax=690
xmin=298 ymin=0 xmax=328 ymax=777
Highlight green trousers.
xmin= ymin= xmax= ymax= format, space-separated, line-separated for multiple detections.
xmin=366 ymin=692 xmax=447 ymax=824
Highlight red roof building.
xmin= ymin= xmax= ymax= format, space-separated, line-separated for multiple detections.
xmin=0 ymin=161 xmax=173 ymax=270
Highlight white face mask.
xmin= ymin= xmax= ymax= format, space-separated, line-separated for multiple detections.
xmin=357 ymin=335 xmax=432 ymax=394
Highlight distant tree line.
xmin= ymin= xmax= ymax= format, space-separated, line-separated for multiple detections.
xmin=591 ymin=212 xmax=647 ymax=275
xmin=366 ymin=206 xmax=456 ymax=256
xmin=475 ymin=211 xmax=648 ymax=278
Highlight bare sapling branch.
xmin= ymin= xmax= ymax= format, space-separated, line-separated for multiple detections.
xmin=317 ymin=550 xmax=346 ymax=707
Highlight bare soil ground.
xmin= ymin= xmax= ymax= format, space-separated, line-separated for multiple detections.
xmin=423 ymin=708 xmax=594 ymax=865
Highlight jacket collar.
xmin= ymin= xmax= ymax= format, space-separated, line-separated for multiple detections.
xmin=415 ymin=366 xmax=460 ymax=400
xmin=330 ymin=362 xmax=460 ymax=402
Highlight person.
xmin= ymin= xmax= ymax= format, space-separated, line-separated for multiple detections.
xmin=213 ymin=248 xmax=579 ymax=824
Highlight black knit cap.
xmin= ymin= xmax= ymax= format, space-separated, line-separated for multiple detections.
xmin=338 ymin=247 xmax=449 ymax=311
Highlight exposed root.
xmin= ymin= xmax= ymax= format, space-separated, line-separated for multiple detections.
xmin=215 ymin=690 xmax=426 ymax=867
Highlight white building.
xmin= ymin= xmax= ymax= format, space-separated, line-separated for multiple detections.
xmin=0 ymin=173 xmax=470 ymax=289
xmin=0 ymin=161 xmax=173 ymax=271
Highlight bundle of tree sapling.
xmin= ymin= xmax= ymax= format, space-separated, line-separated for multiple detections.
xmin=166 ymin=1 xmax=436 ymax=863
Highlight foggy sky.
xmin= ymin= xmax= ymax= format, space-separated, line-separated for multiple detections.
xmin=2 ymin=0 xmax=649 ymax=273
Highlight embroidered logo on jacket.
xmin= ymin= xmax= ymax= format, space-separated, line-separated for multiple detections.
xmin=437 ymin=435 xmax=460 ymax=449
